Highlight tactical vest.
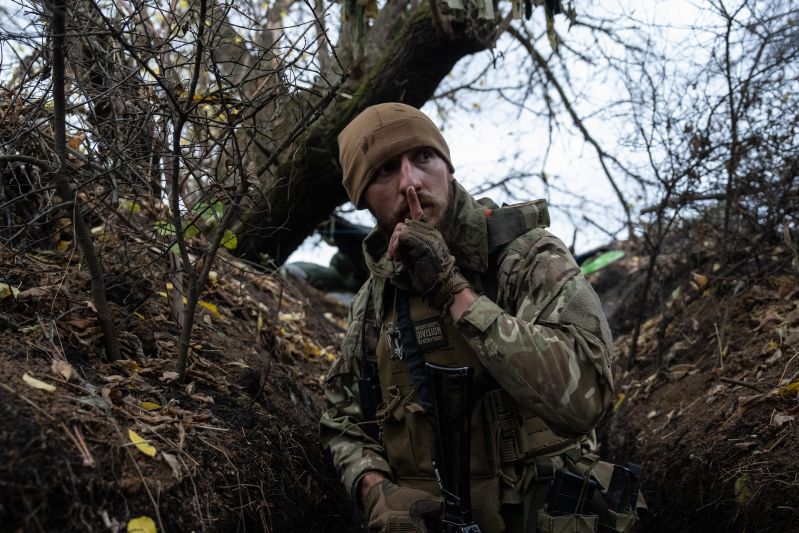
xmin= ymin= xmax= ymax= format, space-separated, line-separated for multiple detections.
xmin=371 ymin=201 xmax=582 ymax=532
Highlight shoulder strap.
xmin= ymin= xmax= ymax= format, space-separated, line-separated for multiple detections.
xmin=359 ymin=281 xmax=375 ymax=370
xmin=485 ymin=199 xmax=550 ymax=253
xmin=356 ymin=282 xmax=382 ymax=441
xmin=394 ymin=289 xmax=434 ymax=413
xmin=481 ymin=199 xmax=549 ymax=301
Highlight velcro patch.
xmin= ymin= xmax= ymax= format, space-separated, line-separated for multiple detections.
xmin=413 ymin=317 xmax=447 ymax=351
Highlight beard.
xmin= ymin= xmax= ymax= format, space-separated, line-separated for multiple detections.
xmin=374 ymin=183 xmax=455 ymax=237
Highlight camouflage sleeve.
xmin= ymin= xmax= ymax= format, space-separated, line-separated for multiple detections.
xmin=456 ymin=230 xmax=614 ymax=437
xmin=319 ymin=281 xmax=393 ymax=500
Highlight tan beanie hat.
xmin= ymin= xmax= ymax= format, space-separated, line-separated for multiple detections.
xmin=338 ymin=102 xmax=454 ymax=209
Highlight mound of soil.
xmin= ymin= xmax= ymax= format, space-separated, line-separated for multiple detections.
xmin=594 ymin=242 xmax=799 ymax=532
xmin=0 ymin=246 xmax=354 ymax=532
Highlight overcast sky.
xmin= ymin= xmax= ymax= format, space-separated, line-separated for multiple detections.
xmin=289 ymin=0 xmax=710 ymax=265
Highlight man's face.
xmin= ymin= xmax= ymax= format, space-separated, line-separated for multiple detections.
xmin=362 ymin=147 xmax=454 ymax=234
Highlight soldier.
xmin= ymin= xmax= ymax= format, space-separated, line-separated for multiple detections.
xmin=320 ymin=103 xmax=616 ymax=532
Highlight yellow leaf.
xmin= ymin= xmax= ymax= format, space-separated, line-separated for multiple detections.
xmin=127 ymin=515 xmax=157 ymax=533
xmin=207 ymin=271 xmax=218 ymax=285
xmin=0 ymin=282 xmax=20 ymax=299
xmin=178 ymin=0 xmax=188 ymax=8
xmin=57 ymin=240 xmax=73 ymax=252
xmin=128 ymin=429 xmax=157 ymax=457
xmin=198 ymin=300 xmax=221 ymax=317
xmin=22 ymin=372 xmax=57 ymax=392
xmin=233 ymin=34 xmax=243 ymax=44
xmin=304 ymin=342 xmax=323 ymax=358
xmin=778 ymin=381 xmax=799 ymax=399
xmin=221 ymin=229 xmax=237 ymax=250
xmin=611 ymin=392 xmax=625 ymax=414
xmin=765 ymin=340 xmax=780 ymax=352
xmin=133 ymin=312 xmax=145 ymax=320
xmin=138 ymin=401 xmax=161 ymax=411
xmin=204 ymin=18 xmax=212 ymax=27
xmin=691 ymin=272 xmax=708 ymax=290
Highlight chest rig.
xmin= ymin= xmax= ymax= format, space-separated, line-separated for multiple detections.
xmin=359 ymin=199 xmax=582 ymax=530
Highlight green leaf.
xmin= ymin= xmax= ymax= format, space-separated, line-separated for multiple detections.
xmin=211 ymin=200 xmax=224 ymax=219
xmin=119 ymin=198 xmax=142 ymax=214
xmin=192 ymin=200 xmax=224 ymax=224
xmin=184 ymin=224 xmax=200 ymax=239
xmin=580 ymin=250 xmax=625 ymax=276
xmin=734 ymin=474 xmax=753 ymax=505
xmin=154 ymin=221 xmax=176 ymax=237
xmin=221 ymin=229 xmax=237 ymax=250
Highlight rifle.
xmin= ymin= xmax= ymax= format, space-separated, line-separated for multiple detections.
xmin=425 ymin=362 xmax=482 ymax=533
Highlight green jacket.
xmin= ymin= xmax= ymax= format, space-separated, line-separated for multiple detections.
xmin=319 ymin=181 xmax=614 ymax=510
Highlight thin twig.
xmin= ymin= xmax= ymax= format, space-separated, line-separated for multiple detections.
xmin=719 ymin=376 xmax=768 ymax=393
xmin=50 ymin=0 xmax=120 ymax=361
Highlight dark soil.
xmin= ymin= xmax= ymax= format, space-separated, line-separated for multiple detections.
xmin=0 ymin=246 xmax=354 ymax=532
xmin=593 ymin=241 xmax=799 ymax=532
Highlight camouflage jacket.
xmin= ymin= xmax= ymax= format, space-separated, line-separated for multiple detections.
xmin=319 ymin=181 xmax=614 ymax=501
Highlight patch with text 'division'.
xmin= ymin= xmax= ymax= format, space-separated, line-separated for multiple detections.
xmin=413 ymin=317 xmax=448 ymax=351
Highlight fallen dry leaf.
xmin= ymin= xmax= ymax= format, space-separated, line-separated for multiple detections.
xmin=127 ymin=515 xmax=157 ymax=533
xmin=0 ymin=282 xmax=20 ymax=299
xmin=22 ymin=372 xmax=56 ymax=392
xmin=138 ymin=401 xmax=161 ymax=411
xmin=160 ymin=371 xmax=179 ymax=383
xmin=16 ymin=285 xmax=57 ymax=300
xmin=772 ymin=413 xmax=796 ymax=427
xmin=128 ymin=429 xmax=157 ymax=458
xmin=162 ymin=452 xmax=182 ymax=480
xmin=198 ymin=300 xmax=221 ymax=317
xmin=611 ymin=392 xmax=625 ymax=414
xmin=190 ymin=392 xmax=215 ymax=404
xmin=778 ymin=381 xmax=799 ymax=399
xmin=51 ymin=360 xmax=75 ymax=381
xmin=691 ymin=272 xmax=708 ymax=291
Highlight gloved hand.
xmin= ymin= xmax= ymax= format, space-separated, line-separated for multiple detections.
xmin=365 ymin=478 xmax=440 ymax=532
xmin=394 ymin=219 xmax=469 ymax=310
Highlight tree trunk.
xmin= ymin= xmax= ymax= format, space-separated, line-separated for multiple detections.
xmin=232 ymin=4 xmax=490 ymax=265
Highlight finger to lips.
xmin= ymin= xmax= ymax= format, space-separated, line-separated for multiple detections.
xmin=406 ymin=187 xmax=425 ymax=221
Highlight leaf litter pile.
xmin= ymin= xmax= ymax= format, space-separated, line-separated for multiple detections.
xmin=0 ymin=243 xmax=354 ymax=531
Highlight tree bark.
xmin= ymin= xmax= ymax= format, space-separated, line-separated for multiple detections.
xmin=232 ymin=4 xmax=490 ymax=265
